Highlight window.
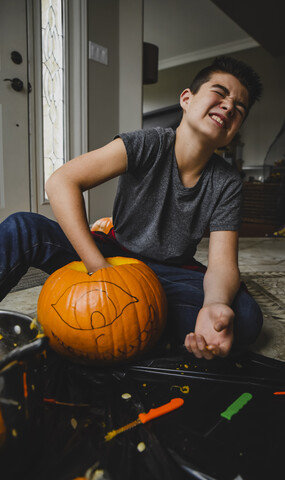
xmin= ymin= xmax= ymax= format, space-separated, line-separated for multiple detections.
xmin=41 ymin=0 xmax=65 ymax=192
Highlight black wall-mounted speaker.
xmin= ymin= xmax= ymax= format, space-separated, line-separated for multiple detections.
xmin=143 ymin=42 xmax=159 ymax=84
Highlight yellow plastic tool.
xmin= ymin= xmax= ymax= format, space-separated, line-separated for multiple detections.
xmin=105 ymin=397 xmax=184 ymax=441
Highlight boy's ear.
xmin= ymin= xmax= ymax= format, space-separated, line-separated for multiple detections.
xmin=180 ymin=88 xmax=192 ymax=111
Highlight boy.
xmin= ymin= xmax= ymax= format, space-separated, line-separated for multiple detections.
xmin=0 ymin=56 xmax=263 ymax=360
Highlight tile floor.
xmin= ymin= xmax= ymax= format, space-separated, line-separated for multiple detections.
xmin=1 ymin=238 xmax=284 ymax=319
xmin=196 ymin=236 xmax=285 ymax=273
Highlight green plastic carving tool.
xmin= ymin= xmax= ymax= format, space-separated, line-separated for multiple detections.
xmin=220 ymin=392 xmax=253 ymax=420
xmin=205 ymin=392 xmax=253 ymax=437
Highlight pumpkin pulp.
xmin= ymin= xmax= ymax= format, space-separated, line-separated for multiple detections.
xmin=67 ymin=257 xmax=142 ymax=274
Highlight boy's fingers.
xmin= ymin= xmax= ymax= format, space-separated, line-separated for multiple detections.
xmin=217 ymin=340 xmax=232 ymax=358
xmin=197 ymin=335 xmax=214 ymax=359
xmin=189 ymin=334 xmax=203 ymax=358
xmin=185 ymin=334 xmax=215 ymax=360
xmin=185 ymin=333 xmax=203 ymax=358
xmin=206 ymin=344 xmax=220 ymax=356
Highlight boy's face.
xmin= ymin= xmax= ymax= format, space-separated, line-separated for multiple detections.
xmin=180 ymin=72 xmax=249 ymax=148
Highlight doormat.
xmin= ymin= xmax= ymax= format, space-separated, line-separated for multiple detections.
xmin=11 ymin=268 xmax=49 ymax=293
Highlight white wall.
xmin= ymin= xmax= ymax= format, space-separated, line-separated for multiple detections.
xmin=88 ymin=0 xmax=143 ymax=224
xmin=119 ymin=0 xmax=143 ymax=133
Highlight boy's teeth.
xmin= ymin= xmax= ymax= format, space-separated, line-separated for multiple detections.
xmin=212 ymin=114 xmax=224 ymax=126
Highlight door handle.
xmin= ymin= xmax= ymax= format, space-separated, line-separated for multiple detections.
xmin=3 ymin=77 xmax=24 ymax=92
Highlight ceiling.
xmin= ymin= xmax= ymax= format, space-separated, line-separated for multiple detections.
xmin=143 ymin=0 xmax=285 ymax=70
xmin=211 ymin=0 xmax=285 ymax=57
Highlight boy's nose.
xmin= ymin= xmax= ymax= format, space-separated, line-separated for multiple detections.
xmin=220 ymin=98 xmax=234 ymax=116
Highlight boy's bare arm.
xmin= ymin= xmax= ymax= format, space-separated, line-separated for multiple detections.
xmin=45 ymin=138 xmax=127 ymax=273
xmin=184 ymin=230 xmax=240 ymax=359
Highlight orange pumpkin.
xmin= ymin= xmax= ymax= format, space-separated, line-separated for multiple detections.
xmin=37 ymin=257 xmax=167 ymax=364
xmin=91 ymin=217 xmax=113 ymax=235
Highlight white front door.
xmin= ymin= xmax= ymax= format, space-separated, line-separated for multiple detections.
xmin=0 ymin=0 xmax=31 ymax=220
xmin=0 ymin=0 xmax=88 ymax=222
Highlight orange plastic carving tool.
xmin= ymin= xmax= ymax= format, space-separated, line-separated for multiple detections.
xmin=105 ymin=397 xmax=184 ymax=441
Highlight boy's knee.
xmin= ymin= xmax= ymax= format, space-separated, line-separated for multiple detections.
xmin=3 ymin=211 xmax=32 ymax=227
xmin=2 ymin=212 xmax=46 ymax=234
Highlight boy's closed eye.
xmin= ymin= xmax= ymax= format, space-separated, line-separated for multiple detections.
xmin=213 ymin=90 xmax=225 ymax=97
xmin=212 ymin=89 xmax=245 ymax=117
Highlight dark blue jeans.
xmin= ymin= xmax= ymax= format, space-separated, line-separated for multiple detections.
xmin=0 ymin=212 xmax=263 ymax=346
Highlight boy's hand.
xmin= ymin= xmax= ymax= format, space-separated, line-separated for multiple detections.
xmin=86 ymin=259 xmax=112 ymax=275
xmin=184 ymin=303 xmax=234 ymax=359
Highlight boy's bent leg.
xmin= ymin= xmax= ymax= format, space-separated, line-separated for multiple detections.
xmin=232 ymin=287 xmax=263 ymax=345
xmin=0 ymin=212 xmax=80 ymax=301
xmin=144 ymin=262 xmax=204 ymax=344
xmin=145 ymin=262 xmax=263 ymax=348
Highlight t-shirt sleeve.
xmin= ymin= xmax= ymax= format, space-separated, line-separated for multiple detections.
xmin=209 ymin=174 xmax=243 ymax=231
xmin=116 ymin=128 xmax=162 ymax=173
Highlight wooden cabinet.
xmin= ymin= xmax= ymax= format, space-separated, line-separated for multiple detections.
xmin=242 ymin=182 xmax=280 ymax=225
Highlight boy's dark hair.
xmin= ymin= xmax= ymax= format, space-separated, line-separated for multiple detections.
xmin=190 ymin=55 xmax=263 ymax=112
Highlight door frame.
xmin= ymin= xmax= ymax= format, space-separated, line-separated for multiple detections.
xmin=27 ymin=0 xmax=88 ymax=219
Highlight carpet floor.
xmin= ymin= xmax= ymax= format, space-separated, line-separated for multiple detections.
xmin=241 ymin=272 xmax=285 ymax=361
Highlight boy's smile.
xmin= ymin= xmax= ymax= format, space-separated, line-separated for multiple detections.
xmin=180 ymin=72 xmax=249 ymax=148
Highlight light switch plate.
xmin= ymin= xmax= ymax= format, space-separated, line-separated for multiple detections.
xmin=89 ymin=41 xmax=108 ymax=65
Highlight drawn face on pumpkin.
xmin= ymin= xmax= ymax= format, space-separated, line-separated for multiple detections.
xmin=38 ymin=258 xmax=167 ymax=364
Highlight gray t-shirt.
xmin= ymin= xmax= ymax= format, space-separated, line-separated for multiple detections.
xmin=113 ymin=127 xmax=242 ymax=265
